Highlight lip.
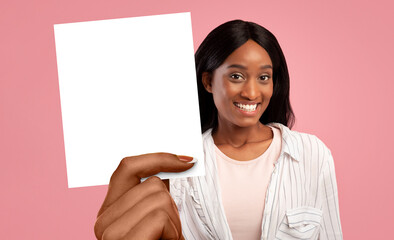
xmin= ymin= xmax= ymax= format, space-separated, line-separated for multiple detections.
xmin=233 ymin=102 xmax=260 ymax=116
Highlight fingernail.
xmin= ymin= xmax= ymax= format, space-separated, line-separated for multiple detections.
xmin=187 ymin=158 xmax=198 ymax=164
xmin=177 ymin=155 xmax=197 ymax=163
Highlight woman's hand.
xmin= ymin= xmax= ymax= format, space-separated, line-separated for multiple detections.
xmin=94 ymin=153 xmax=195 ymax=240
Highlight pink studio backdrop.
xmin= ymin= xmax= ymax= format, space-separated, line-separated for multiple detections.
xmin=1 ymin=0 xmax=393 ymax=239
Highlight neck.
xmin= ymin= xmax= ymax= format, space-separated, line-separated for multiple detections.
xmin=212 ymin=117 xmax=272 ymax=148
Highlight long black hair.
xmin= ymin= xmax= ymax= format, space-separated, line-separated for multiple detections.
xmin=195 ymin=20 xmax=295 ymax=133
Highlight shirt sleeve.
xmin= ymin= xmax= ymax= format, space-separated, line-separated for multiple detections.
xmin=170 ymin=177 xmax=211 ymax=240
xmin=318 ymin=151 xmax=343 ymax=240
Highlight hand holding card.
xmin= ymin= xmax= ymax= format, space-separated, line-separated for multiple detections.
xmin=94 ymin=153 xmax=194 ymax=239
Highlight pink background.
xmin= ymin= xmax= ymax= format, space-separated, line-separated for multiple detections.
xmin=1 ymin=0 xmax=393 ymax=239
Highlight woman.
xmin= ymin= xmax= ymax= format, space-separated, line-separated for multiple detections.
xmin=94 ymin=20 xmax=342 ymax=240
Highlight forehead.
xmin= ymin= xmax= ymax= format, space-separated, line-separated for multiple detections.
xmin=222 ymin=39 xmax=272 ymax=66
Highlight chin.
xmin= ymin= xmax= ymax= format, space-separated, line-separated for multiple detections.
xmin=233 ymin=119 xmax=261 ymax=128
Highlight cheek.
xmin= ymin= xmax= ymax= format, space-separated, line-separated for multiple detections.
xmin=211 ymin=84 xmax=238 ymax=114
xmin=259 ymin=84 xmax=273 ymax=99
xmin=213 ymin=79 xmax=236 ymax=100
xmin=265 ymin=89 xmax=273 ymax=99
xmin=264 ymin=82 xmax=274 ymax=98
xmin=259 ymin=86 xmax=273 ymax=108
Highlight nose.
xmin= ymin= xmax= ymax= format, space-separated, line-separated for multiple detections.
xmin=240 ymin=80 xmax=259 ymax=100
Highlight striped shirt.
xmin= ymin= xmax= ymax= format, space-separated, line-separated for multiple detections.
xmin=170 ymin=122 xmax=343 ymax=240
xmin=215 ymin=125 xmax=281 ymax=239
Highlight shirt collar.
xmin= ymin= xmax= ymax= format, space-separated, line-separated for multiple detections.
xmin=267 ymin=122 xmax=300 ymax=162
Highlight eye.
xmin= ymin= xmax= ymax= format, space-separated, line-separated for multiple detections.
xmin=259 ymin=75 xmax=271 ymax=81
xmin=230 ymin=73 xmax=244 ymax=81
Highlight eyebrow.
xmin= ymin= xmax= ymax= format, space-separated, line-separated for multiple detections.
xmin=227 ymin=64 xmax=273 ymax=70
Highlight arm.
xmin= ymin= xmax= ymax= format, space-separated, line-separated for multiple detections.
xmin=318 ymin=151 xmax=343 ymax=240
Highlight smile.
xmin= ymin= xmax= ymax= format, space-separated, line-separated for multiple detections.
xmin=234 ymin=103 xmax=258 ymax=112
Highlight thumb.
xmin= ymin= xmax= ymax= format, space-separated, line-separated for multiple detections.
xmin=100 ymin=153 xmax=196 ymax=214
xmin=131 ymin=153 xmax=196 ymax=179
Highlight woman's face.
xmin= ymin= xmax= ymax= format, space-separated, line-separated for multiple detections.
xmin=203 ymin=40 xmax=273 ymax=128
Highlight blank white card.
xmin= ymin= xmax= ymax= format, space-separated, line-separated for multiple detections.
xmin=54 ymin=12 xmax=204 ymax=188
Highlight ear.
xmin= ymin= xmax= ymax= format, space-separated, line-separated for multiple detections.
xmin=202 ymin=72 xmax=213 ymax=93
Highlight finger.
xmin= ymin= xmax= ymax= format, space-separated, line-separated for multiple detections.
xmin=163 ymin=179 xmax=169 ymax=191
xmin=99 ymin=153 xmax=194 ymax=216
xmin=95 ymin=176 xmax=170 ymax=238
xmin=120 ymin=210 xmax=180 ymax=240
xmin=101 ymin=190 xmax=182 ymax=240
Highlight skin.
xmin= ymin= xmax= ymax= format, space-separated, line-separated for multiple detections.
xmin=95 ymin=39 xmax=275 ymax=239
xmin=202 ymin=39 xmax=274 ymax=161
xmin=94 ymin=153 xmax=194 ymax=240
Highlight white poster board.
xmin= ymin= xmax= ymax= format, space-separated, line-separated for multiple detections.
xmin=54 ymin=12 xmax=204 ymax=188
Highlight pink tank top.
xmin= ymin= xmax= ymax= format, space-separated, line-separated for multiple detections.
xmin=215 ymin=126 xmax=282 ymax=240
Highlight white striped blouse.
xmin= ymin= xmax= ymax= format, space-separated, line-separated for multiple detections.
xmin=170 ymin=122 xmax=343 ymax=240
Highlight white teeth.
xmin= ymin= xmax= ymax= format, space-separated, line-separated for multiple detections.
xmin=235 ymin=103 xmax=258 ymax=112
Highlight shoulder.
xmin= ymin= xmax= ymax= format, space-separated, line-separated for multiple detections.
xmin=268 ymin=122 xmax=332 ymax=163
xmin=274 ymin=122 xmax=330 ymax=149
xmin=202 ymin=128 xmax=213 ymax=142
xmin=201 ymin=128 xmax=215 ymax=153
xmin=295 ymin=129 xmax=331 ymax=154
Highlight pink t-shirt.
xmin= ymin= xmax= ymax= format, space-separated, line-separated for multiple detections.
xmin=215 ymin=126 xmax=282 ymax=240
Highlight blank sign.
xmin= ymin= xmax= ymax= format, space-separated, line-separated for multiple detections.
xmin=54 ymin=12 xmax=205 ymax=188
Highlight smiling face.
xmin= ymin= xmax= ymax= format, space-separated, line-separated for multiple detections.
xmin=202 ymin=39 xmax=274 ymax=129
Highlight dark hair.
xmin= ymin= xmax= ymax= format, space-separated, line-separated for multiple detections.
xmin=195 ymin=20 xmax=295 ymax=133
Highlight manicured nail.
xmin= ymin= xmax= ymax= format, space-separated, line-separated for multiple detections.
xmin=186 ymin=158 xmax=198 ymax=163
xmin=177 ymin=155 xmax=197 ymax=163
